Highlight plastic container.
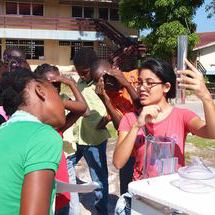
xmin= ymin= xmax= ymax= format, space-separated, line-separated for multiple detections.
xmin=178 ymin=157 xmax=215 ymax=193
xmin=143 ymin=135 xmax=178 ymax=178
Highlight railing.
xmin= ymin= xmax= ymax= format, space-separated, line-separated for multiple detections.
xmin=206 ymin=83 xmax=215 ymax=99
xmin=0 ymin=15 xmax=96 ymax=31
xmin=94 ymin=19 xmax=132 ymax=47
xmin=94 ymin=19 xmax=146 ymax=68
xmin=197 ymin=60 xmax=207 ymax=75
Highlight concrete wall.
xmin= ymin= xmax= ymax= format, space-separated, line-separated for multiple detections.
xmin=49 ymin=0 xmax=137 ymax=36
xmin=196 ymin=45 xmax=215 ymax=75
xmin=45 ymin=0 xmax=71 ymax=17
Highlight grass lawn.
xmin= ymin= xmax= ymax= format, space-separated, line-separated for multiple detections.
xmin=186 ymin=135 xmax=215 ymax=148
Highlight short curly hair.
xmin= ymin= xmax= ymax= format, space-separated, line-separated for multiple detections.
xmin=73 ymin=47 xmax=98 ymax=70
xmin=3 ymin=47 xmax=26 ymax=64
xmin=0 ymin=68 xmax=41 ymax=116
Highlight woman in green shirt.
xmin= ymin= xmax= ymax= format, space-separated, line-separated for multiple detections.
xmin=0 ymin=68 xmax=65 ymax=215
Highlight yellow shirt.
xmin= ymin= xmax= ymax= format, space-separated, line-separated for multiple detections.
xmin=73 ymin=79 xmax=110 ymax=145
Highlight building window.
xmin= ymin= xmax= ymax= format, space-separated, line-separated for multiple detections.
xmin=59 ymin=41 xmax=71 ymax=46
xmin=110 ymin=8 xmax=119 ymax=21
xmin=6 ymin=2 xmax=17 ymax=15
xmin=32 ymin=4 xmax=43 ymax=16
xmin=98 ymin=42 xmax=108 ymax=59
xmin=19 ymin=3 xmax=31 ymax=15
xmin=99 ymin=8 xmax=109 ymax=20
xmin=6 ymin=40 xmax=44 ymax=60
xmin=70 ymin=41 xmax=94 ymax=60
xmin=5 ymin=2 xmax=43 ymax=16
xmin=72 ymin=6 xmax=82 ymax=18
xmin=84 ymin=7 xmax=94 ymax=18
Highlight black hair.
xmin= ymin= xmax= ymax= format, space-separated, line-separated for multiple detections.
xmin=91 ymin=59 xmax=122 ymax=91
xmin=73 ymin=47 xmax=98 ymax=69
xmin=0 ymin=68 xmax=41 ymax=116
xmin=34 ymin=63 xmax=59 ymax=78
xmin=8 ymin=57 xmax=31 ymax=73
xmin=91 ymin=59 xmax=110 ymax=79
xmin=3 ymin=47 xmax=26 ymax=64
xmin=140 ymin=58 xmax=176 ymax=99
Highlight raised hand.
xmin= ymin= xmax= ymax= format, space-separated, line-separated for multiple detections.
xmin=50 ymin=75 xmax=76 ymax=86
xmin=107 ymin=67 xmax=128 ymax=87
xmin=176 ymin=59 xmax=211 ymax=100
xmin=95 ymin=77 xmax=108 ymax=100
xmin=136 ymin=105 xmax=161 ymax=127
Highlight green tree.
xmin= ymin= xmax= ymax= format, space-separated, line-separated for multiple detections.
xmin=206 ymin=0 xmax=215 ymax=18
xmin=119 ymin=0 xmax=204 ymax=62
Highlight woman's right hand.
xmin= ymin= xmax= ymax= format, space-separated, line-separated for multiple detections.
xmin=177 ymin=59 xmax=211 ymax=101
xmin=136 ymin=105 xmax=161 ymax=127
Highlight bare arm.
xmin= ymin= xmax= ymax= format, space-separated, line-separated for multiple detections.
xmin=113 ymin=105 xmax=161 ymax=169
xmin=54 ymin=76 xmax=88 ymax=132
xmin=177 ymin=59 xmax=215 ymax=138
xmin=113 ymin=125 xmax=139 ymax=169
xmin=20 ymin=170 xmax=55 ymax=215
xmin=108 ymin=68 xmax=140 ymax=109
xmin=95 ymin=77 xmax=122 ymax=129
xmin=59 ymin=76 xmax=88 ymax=114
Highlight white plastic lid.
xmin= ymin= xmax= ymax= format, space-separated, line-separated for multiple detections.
xmin=178 ymin=157 xmax=215 ymax=180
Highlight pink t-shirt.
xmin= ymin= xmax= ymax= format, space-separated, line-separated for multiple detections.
xmin=118 ymin=107 xmax=197 ymax=181
xmin=0 ymin=106 xmax=8 ymax=121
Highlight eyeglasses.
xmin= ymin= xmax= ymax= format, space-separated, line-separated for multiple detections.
xmin=137 ymin=78 xmax=163 ymax=89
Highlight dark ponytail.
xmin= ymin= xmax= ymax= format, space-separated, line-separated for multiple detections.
xmin=0 ymin=68 xmax=39 ymax=116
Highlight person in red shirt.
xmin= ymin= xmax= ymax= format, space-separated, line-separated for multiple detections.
xmin=35 ymin=64 xmax=88 ymax=214
xmin=113 ymin=58 xmax=215 ymax=213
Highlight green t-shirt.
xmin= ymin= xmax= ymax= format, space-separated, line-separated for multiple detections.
xmin=73 ymin=79 xmax=110 ymax=145
xmin=0 ymin=121 xmax=63 ymax=215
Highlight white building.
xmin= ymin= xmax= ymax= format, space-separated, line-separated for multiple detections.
xmin=193 ymin=32 xmax=215 ymax=75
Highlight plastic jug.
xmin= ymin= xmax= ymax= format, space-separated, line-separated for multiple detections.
xmin=143 ymin=135 xmax=178 ymax=178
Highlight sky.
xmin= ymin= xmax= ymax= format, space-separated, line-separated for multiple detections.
xmin=193 ymin=0 xmax=215 ymax=33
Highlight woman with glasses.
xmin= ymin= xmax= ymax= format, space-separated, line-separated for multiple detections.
xmin=113 ymin=58 xmax=215 ymax=214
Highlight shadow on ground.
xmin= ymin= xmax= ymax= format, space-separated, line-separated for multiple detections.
xmin=79 ymin=192 xmax=118 ymax=215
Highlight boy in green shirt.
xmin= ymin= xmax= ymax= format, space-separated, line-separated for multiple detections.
xmin=68 ymin=48 xmax=110 ymax=215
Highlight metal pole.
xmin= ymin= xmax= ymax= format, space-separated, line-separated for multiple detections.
xmin=176 ymin=35 xmax=188 ymax=104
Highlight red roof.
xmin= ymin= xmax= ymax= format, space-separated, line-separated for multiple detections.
xmin=194 ymin=32 xmax=215 ymax=50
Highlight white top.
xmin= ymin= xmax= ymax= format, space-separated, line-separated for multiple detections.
xmin=128 ymin=173 xmax=215 ymax=215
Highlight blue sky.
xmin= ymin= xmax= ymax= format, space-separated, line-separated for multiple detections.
xmin=193 ymin=0 xmax=215 ymax=32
